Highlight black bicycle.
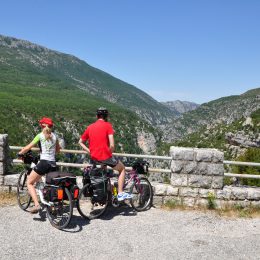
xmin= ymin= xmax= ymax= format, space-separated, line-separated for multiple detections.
xmin=77 ymin=160 xmax=153 ymax=220
xmin=16 ymin=151 xmax=79 ymax=230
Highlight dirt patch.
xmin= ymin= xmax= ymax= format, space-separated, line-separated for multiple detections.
xmin=0 ymin=192 xmax=17 ymax=207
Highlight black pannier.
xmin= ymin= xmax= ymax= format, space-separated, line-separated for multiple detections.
xmin=46 ymin=171 xmax=77 ymax=185
xmin=132 ymin=160 xmax=149 ymax=175
xmin=43 ymin=185 xmax=64 ymax=202
xmin=45 ymin=171 xmax=78 ymax=200
xmin=89 ymin=168 xmax=107 ymax=203
xmin=82 ymin=167 xmax=91 ymax=186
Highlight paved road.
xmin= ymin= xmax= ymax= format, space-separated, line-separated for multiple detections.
xmin=0 ymin=204 xmax=260 ymax=260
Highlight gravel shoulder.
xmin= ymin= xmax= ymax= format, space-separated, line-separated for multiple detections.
xmin=0 ymin=204 xmax=260 ymax=260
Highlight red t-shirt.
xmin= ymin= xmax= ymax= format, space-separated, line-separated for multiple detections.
xmin=81 ymin=119 xmax=115 ymax=161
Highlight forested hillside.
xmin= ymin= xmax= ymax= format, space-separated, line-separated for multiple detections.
xmin=0 ymin=34 xmax=174 ymax=125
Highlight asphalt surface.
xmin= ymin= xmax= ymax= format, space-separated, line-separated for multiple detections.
xmin=0 ymin=204 xmax=260 ymax=260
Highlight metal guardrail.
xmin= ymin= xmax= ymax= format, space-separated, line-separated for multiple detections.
xmin=10 ymin=146 xmax=171 ymax=173
xmin=224 ymin=160 xmax=260 ymax=167
xmin=10 ymin=146 xmax=259 ymax=178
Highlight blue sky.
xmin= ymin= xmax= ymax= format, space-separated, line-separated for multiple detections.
xmin=1 ymin=0 xmax=260 ymax=104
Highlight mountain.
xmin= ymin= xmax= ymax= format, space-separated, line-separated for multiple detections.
xmin=159 ymin=90 xmax=259 ymax=161
xmin=162 ymin=88 xmax=260 ymax=143
xmin=161 ymin=100 xmax=199 ymax=115
xmin=0 ymin=34 xmax=173 ymax=125
xmin=0 ymin=34 xmax=165 ymax=153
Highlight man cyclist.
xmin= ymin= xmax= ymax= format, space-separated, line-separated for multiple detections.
xmin=79 ymin=107 xmax=132 ymax=201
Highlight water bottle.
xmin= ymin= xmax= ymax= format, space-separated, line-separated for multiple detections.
xmin=113 ymin=186 xmax=117 ymax=196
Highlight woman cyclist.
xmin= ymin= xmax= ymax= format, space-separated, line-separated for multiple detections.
xmin=18 ymin=117 xmax=60 ymax=213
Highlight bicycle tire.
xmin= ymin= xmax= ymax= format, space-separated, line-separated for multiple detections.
xmin=46 ymin=187 xmax=73 ymax=230
xmin=17 ymin=170 xmax=32 ymax=210
xmin=130 ymin=177 xmax=153 ymax=212
xmin=77 ymin=182 xmax=109 ymax=220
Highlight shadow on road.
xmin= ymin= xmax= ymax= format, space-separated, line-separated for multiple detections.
xmin=31 ymin=202 xmax=140 ymax=232
xmin=99 ymin=203 xmax=137 ymax=221
xmin=31 ymin=207 xmax=90 ymax=233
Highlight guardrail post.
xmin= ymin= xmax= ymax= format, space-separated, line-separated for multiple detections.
xmin=170 ymin=146 xmax=224 ymax=189
xmin=0 ymin=134 xmax=10 ymax=184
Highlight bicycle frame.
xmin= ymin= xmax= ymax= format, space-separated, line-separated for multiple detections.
xmin=123 ymin=169 xmax=141 ymax=190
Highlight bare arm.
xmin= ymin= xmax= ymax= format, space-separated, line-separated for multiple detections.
xmin=108 ymin=134 xmax=115 ymax=153
xmin=78 ymin=138 xmax=90 ymax=154
xmin=18 ymin=142 xmax=36 ymax=155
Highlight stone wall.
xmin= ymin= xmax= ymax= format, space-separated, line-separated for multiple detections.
xmin=152 ymin=146 xmax=260 ymax=208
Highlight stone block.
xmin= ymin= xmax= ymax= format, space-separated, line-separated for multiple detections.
xmin=153 ymin=196 xmax=163 ymax=207
xmin=196 ymin=162 xmax=208 ymax=175
xmin=195 ymin=198 xmax=209 ymax=208
xmin=182 ymin=197 xmax=195 ymax=207
xmin=170 ymin=147 xmax=194 ymax=161
xmin=230 ymin=187 xmax=248 ymax=200
xmin=183 ymin=161 xmax=197 ymax=174
xmin=153 ymin=183 xmax=167 ymax=195
xmin=0 ymin=134 xmax=8 ymax=146
xmin=198 ymin=188 xmax=215 ymax=198
xmin=233 ymin=200 xmax=251 ymax=208
xmin=0 ymin=147 xmax=3 ymax=161
xmin=0 ymin=162 xmax=5 ymax=175
xmin=188 ymin=175 xmax=212 ymax=188
xmin=166 ymin=186 xmax=179 ymax=196
xmin=0 ymin=175 xmax=4 ymax=185
xmin=211 ymin=176 xmax=224 ymax=189
xmin=208 ymin=163 xmax=224 ymax=176
xmin=4 ymin=174 xmax=19 ymax=186
xmin=179 ymin=187 xmax=199 ymax=197
xmin=215 ymin=199 xmax=229 ymax=209
xmin=195 ymin=149 xmax=212 ymax=162
xmin=163 ymin=196 xmax=180 ymax=205
xmin=171 ymin=174 xmax=187 ymax=187
xmin=251 ymin=201 xmax=260 ymax=208
xmin=171 ymin=160 xmax=184 ymax=173
xmin=216 ymin=188 xmax=231 ymax=200
xmin=212 ymin=150 xmax=224 ymax=163
xmin=246 ymin=187 xmax=260 ymax=201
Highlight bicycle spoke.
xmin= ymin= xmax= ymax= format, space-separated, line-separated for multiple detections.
xmin=46 ymin=187 xmax=73 ymax=229
xmin=130 ymin=177 xmax=153 ymax=211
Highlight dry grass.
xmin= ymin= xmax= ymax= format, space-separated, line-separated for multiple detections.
xmin=0 ymin=192 xmax=17 ymax=207
xmin=216 ymin=206 xmax=260 ymax=218
xmin=162 ymin=199 xmax=260 ymax=218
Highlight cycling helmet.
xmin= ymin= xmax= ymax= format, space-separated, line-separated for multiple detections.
xmin=39 ymin=117 xmax=54 ymax=128
xmin=96 ymin=107 xmax=109 ymax=118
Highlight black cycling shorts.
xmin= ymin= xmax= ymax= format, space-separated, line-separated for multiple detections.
xmin=94 ymin=157 xmax=119 ymax=168
xmin=34 ymin=160 xmax=57 ymax=176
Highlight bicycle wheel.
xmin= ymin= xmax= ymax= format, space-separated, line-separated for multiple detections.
xmin=130 ymin=177 xmax=153 ymax=212
xmin=17 ymin=170 xmax=32 ymax=210
xmin=77 ymin=183 xmax=108 ymax=220
xmin=46 ymin=187 xmax=73 ymax=230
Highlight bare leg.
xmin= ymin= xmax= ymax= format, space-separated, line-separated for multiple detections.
xmin=113 ymin=161 xmax=125 ymax=194
xmin=27 ymin=170 xmax=42 ymax=207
